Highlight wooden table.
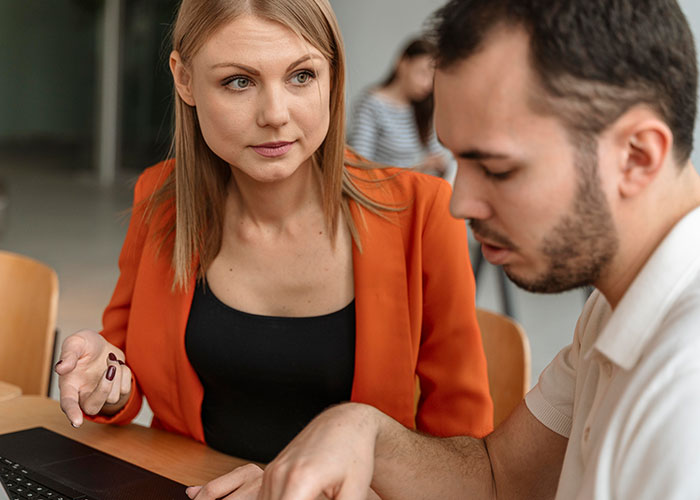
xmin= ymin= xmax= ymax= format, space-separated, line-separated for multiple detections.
xmin=0 ymin=381 xmax=21 ymax=402
xmin=0 ymin=396 xmax=247 ymax=486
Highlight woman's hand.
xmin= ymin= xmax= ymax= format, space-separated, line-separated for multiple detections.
xmin=186 ymin=464 xmax=265 ymax=500
xmin=186 ymin=463 xmax=360 ymax=500
xmin=55 ymin=329 xmax=132 ymax=427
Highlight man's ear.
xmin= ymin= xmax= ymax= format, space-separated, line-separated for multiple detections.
xmin=612 ymin=106 xmax=672 ymax=198
xmin=170 ymin=50 xmax=196 ymax=107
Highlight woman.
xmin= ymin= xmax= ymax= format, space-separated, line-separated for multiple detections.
xmin=348 ymin=38 xmax=452 ymax=178
xmin=55 ymin=0 xmax=492 ymax=466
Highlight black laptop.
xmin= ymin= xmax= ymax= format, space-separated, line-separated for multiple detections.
xmin=0 ymin=427 xmax=190 ymax=500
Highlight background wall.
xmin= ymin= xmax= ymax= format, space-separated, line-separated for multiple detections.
xmin=0 ymin=0 xmax=176 ymax=171
xmin=0 ymin=1 xmax=97 ymax=142
xmin=679 ymin=0 xmax=700 ymax=172
xmin=329 ymin=0 xmax=445 ymax=119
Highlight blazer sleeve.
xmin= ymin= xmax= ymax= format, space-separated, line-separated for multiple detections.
xmin=415 ymin=180 xmax=494 ymax=438
xmin=88 ymin=173 xmax=152 ymax=425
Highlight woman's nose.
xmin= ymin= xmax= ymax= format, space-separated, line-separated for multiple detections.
xmin=256 ymin=85 xmax=290 ymax=128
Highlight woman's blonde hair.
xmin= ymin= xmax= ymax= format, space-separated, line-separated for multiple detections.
xmin=151 ymin=0 xmax=393 ymax=290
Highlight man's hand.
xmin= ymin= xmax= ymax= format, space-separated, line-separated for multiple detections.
xmin=258 ymin=403 xmax=379 ymax=500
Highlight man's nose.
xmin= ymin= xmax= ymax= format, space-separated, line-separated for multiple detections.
xmin=450 ymin=164 xmax=493 ymax=221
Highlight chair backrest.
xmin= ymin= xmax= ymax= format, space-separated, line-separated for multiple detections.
xmin=476 ymin=308 xmax=531 ymax=428
xmin=0 ymin=251 xmax=58 ymax=395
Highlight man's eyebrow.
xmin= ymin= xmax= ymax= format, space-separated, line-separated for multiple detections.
xmin=456 ymin=149 xmax=509 ymax=160
xmin=210 ymin=54 xmax=324 ymax=74
xmin=435 ymin=134 xmax=509 ymax=160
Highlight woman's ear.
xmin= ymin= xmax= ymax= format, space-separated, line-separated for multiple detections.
xmin=613 ymin=107 xmax=672 ymax=198
xmin=170 ymin=50 xmax=196 ymax=107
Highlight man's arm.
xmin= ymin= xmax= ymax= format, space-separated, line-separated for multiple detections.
xmin=372 ymin=401 xmax=567 ymax=499
xmin=259 ymin=401 xmax=568 ymax=500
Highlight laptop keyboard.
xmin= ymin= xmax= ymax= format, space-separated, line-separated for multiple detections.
xmin=0 ymin=457 xmax=91 ymax=500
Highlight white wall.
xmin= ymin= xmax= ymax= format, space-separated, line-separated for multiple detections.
xmin=679 ymin=0 xmax=700 ymax=172
xmin=329 ymin=0 xmax=445 ymax=120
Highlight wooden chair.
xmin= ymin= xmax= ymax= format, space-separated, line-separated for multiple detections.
xmin=476 ymin=308 xmax=531 ymax=427
xmin=0 ymin=250 xmax=58 ymax=396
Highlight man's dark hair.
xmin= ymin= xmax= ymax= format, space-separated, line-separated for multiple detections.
xmin=430 ymin=0 xmax=698 ymax=164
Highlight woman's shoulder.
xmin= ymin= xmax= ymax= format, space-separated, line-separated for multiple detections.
xmin=344 ymin=151 xmax=451 ymax=206
xmin=134 ymin=159 xmax=175 ymax=199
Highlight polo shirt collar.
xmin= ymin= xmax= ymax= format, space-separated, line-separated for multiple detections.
xmin=591 ymin=205 xmax=700 ymax=370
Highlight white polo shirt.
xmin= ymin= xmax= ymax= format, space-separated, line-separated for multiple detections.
xmin=525 ymin=205 xmax=700 ymax=500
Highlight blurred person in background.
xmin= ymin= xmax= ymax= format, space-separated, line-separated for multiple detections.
xmin=348 ymin=38 xmax=454 ymax=179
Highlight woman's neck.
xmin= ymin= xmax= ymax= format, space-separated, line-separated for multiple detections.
xmin=226 ymin=159 xmax=324 ymax=233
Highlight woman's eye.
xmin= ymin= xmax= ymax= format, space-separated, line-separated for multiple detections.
xmin=224 ymin=76 xmax=252 ymax=90
xmin=291 ymin=70 xmax=315 ymax=85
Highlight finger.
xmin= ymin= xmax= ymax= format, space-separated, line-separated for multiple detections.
xmin=332 ymin=478 xmax=371 ymax=500
xmin=119 ymin=364 xmax=132 ymax=396
xmin=261 ymin=462 xmax=318 ymax=500
xmin=58 ymin=382 xmax=84 ymax=428
xmin=223 ymin=475 xmax=262 ymax=499
xmin=55 ymin=336 xmax=86 ymax=375
xmin=105 ymin=364 xmax=122 ymax=405
xmin=195 ymin=464 xmax=263 ymax=500
xmin=80 ymin=363 xmax=117 ymax=416
xmin=265 ymin=466 xmax=364 ymax=500
xmin=186 ymin=486 xmax=201 ymax=499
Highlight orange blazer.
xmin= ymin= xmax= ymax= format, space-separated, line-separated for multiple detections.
xmin=92 ymin=158 xmax=493 ymax=441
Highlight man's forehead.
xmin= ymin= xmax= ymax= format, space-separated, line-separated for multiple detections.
xmin=433 ymin=28 xmax=547 ymax=145
xmin=436 ymin=25 xmax=532 ymax=89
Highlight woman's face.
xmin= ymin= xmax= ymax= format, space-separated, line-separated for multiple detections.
xmin=172 ymin=14 xmax=332 ymax=184
xmin=400 ymin=54 xmax=435 ymax=101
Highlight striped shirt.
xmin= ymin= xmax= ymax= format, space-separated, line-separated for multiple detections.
xmin=348 ymin=90 xmax=445 ymax=169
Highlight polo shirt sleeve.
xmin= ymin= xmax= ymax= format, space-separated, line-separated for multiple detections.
xmin=525 ymin=344 xmax=576 ymax=438
xmin=524 ymin=294 xmax=602 ymax=437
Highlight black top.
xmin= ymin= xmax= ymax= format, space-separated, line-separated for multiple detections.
xmin=185 ymin=280 xmax=356 ymax=463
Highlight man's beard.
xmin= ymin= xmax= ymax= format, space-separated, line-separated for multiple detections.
xmin=472 ymin=136 xmax=619 ymax=294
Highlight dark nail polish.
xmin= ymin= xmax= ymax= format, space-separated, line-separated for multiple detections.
xmin=108 ymin=353 xmax=117 ymax=362
xmin=117 ymin=360 xmax=125 ymax=366
xmin=106 ymin=365 xmax=116 ymax=381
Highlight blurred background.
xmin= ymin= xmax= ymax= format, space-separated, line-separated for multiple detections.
xmin=1 ymin=0 xmax=700 ymax=423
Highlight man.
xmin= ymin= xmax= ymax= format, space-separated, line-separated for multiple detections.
xmin=202 ymin=1 xmax=700 ymax=498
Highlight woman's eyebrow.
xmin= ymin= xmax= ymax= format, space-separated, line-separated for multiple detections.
xmin=210 ymin=54 xmax=324 ymax=74
xmin=286 ymin=54 xmax=324 ymax=72
xmin=210 ymin=62 xmax=260 ymax=75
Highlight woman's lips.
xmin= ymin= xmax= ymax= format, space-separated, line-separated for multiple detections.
xmin=251 ymin=141 xmax=295 ymax=158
